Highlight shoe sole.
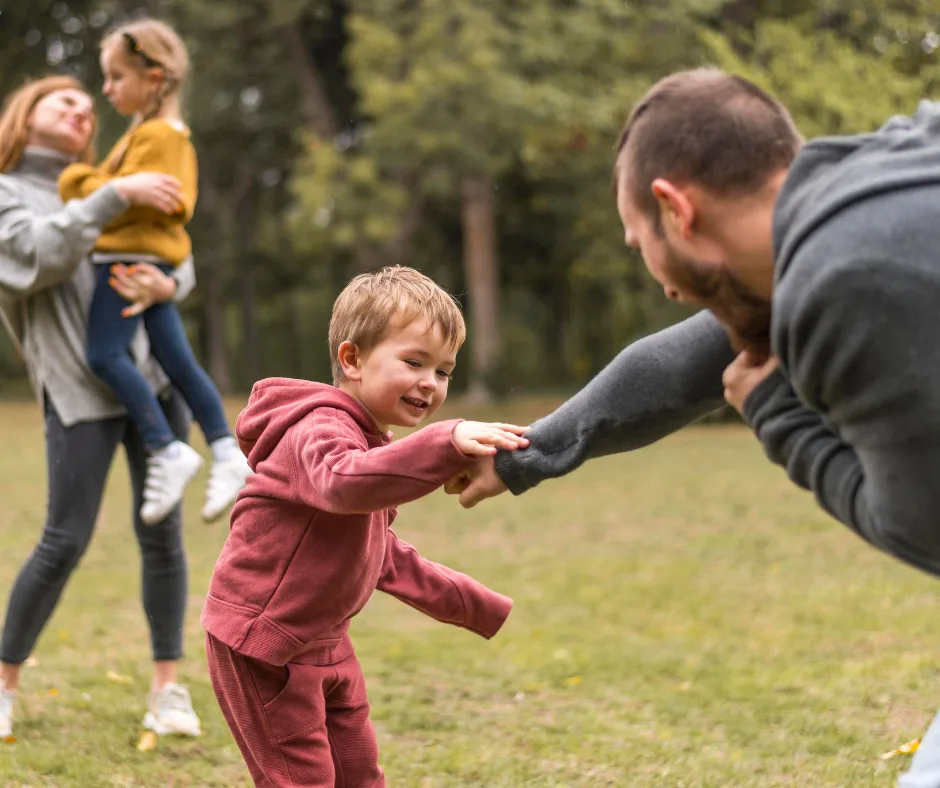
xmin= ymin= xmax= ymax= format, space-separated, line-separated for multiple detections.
xmin=140 ymin=455 xmax=204 ymax=526
xmin=202 ymin=493 xmax=238 ymax=523
xmin=201 ymin=470 xmax=251 ymax=523
xmin=141 ymin=711 xmax=201 ymax=737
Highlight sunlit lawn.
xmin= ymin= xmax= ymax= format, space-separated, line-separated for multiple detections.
xmin=0 ymin=396 xmax=935 ymax=786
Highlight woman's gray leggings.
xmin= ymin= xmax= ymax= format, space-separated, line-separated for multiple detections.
xmin=0 ymin=389 xmax=190 ymax=664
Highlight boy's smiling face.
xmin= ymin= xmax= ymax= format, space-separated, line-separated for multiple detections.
xmin=337 ymin=317 xmax=458 ymax=432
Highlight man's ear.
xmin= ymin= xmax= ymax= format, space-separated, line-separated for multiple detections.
xmin=337 ymin=341 xmax=364 ymax=382
xmin=651 ymin=178 xmax=695 ymax=238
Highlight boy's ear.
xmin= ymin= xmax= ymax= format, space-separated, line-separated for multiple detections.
xmin=337 ymin=341 xmax=362 ymax=382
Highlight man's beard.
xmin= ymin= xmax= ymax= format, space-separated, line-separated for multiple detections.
xmin=662 ymin=242 xmax=772 ymax=359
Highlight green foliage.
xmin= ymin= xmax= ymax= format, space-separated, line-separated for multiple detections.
xmin=702 ymin=1 xmax=940 ymax=136
xmin=0 ymin=0 xmax=937 ymax=390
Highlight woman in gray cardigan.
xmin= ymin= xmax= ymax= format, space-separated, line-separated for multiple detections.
xmin=0 ymin=76 xmax=202 ymax=739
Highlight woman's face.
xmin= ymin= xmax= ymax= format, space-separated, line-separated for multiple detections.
xmin=26 ymin=88 xmax=95 ymax=156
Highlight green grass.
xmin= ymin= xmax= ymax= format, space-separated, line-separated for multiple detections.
xmin=0 ymin=396 xmax=936 ymax=786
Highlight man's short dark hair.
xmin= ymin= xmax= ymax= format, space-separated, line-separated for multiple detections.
xmin=614 ymin=69 xmax=803 ymax=223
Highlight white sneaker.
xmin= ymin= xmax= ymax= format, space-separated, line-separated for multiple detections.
xmin=0 ymin=682 xmax=14 ymax=739
xmin=140 ymin=441 xmax=204 ymax=525
xmin=142 ymin=683 xmax=201 ymax=737
xmin=202 ymin=454 xmax=252 ymax=523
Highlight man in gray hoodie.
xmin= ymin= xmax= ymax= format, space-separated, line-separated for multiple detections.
xmin=447 ymin=69 xmax=940 ymax=787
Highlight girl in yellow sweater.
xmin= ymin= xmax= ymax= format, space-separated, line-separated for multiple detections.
xmin=60 ymin=19 xmax=249 ymax=526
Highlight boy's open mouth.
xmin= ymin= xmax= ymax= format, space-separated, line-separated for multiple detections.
xmin=401 ymin=396 xmax=428 ymax=411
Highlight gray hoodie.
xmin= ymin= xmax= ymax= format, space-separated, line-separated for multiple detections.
xmin=496 ymin=100 xmax=940 ymax=577
xmin=0 ymin=147 xmax=195 ymax=426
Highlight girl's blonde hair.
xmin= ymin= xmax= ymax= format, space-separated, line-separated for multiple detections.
xmin=101 ymin=18 xmax=190 ymax=172
xmin=0 ymin=76 xmax=97 ymax=174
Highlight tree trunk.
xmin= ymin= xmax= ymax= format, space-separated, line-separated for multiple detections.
xmin=277 ymin=218 xmax=306 ymax=380
xmin=197 ymin=183 xmax=231 ymax=394
xmin=280 ymin=21 xmax=339 ymax=139
xmin=460 ymin=173 xmax=500 ymax=404
xmin=236 ymin=174 xmax=260 ymax=388
xmin=384 ymin=171 xmax=425 ymax=266
xmin=201 ymin=252 xmax=232 ymax=395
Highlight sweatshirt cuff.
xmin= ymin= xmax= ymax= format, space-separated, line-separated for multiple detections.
xmin=78 ymin=184 xmax=128 ymax=227
xmin=463 ymin=587 xmax=513 ymax=640
xmin=493 ymin=448 xmax=532 ymax=496
xmin=741 ymin=367 xmax=790 ymax=428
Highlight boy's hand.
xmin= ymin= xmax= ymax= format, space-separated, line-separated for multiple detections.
xmin=452 ymin=422 xmax=529 ymax=456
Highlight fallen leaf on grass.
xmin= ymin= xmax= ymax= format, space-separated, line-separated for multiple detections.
xmin=47 ymin=688 xmax=59 ymax=697
xmin=107 ymin=670 xmax=135 ymax=685
xmin=2 ymin=735 xmax=15 ymax=744
xmin=564 ymin=675 xmax=582 ymax=687
xmin=137 ymin=730 xmax=158 ymax=751
xmin=881 ymin=738 xmax=921 ymax=761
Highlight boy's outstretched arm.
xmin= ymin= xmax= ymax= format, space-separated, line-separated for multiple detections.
xmin=377 ymin=525 xmax=512 ymax=639
xmin=290 ymin=415 xmax=525 ymax=515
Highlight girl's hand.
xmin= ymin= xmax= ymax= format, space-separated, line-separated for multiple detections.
xmin=112 ymin=172 xmax=182 ymax=213
xmin=108 ymin=263 xmax=177 ymax=318
xmin=452 ymin=422 xmax=529 ymax=456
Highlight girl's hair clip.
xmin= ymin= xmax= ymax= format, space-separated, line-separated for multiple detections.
xmin=123 ymin=32 xmax=162 ymax=68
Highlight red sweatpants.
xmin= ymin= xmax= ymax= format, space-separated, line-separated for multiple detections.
xmin=206 ymin=633 xmax=385 ymax=788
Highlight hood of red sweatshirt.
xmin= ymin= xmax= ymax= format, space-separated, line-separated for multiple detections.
xmin=235 ymin=378 xmax=387 ymax=469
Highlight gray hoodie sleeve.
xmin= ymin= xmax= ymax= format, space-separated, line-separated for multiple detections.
xmin=170 ymin=256 xmax=196 ymax=302
xmin=494 ymin=310 xmax=736 ymax=494
xmin=0 ymin=180 xmax=128 ymax=297
xmin=743 ymin=261 xmax=940 ymax=576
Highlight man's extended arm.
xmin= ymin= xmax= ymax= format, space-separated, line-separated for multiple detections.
xmin=493 ymin=310 xmax=735 ymax=495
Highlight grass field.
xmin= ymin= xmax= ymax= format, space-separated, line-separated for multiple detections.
xmin=0 ymin=396 xmax=937 ymax=787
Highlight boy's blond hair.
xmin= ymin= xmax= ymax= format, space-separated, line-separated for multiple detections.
xmin=329 ymin=266 xmax=466 ymax=382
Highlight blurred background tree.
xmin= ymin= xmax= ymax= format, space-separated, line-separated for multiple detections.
xmin=0 ymin=0 xmax=936 ymax=397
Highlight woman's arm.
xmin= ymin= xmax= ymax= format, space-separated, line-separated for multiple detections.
xmin=0 ymin=178 xmax=127 ymax=297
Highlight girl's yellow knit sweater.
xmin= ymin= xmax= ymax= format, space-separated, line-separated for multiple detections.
xmin=59 ymin=118 xmax=197 ymax=265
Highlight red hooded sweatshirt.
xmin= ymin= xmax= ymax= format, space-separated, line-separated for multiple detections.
xmin=201 ymin=378 xmax=513 ymax=666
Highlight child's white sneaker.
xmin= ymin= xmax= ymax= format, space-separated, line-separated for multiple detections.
xmin=0 ymin=681 xmax=14 ymax=739
xmin=142 ymin=683 xmax=201 ymax=737
xmin=140 ymin=441 xmax=204 ymax=525
xmin=202 ymin=441 xmax=251 ymax=523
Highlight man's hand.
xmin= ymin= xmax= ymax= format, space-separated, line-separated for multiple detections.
xmin=722 ymin=351 xmax=780 ymax=413
xmin=109 ymin=263 xmax=178 ymax=318
xmin=444 ymin=455 xmax=509 ymax=508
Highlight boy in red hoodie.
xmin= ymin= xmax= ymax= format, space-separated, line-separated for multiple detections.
xmin=201 ymin=266 xmax=526 ymax=787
